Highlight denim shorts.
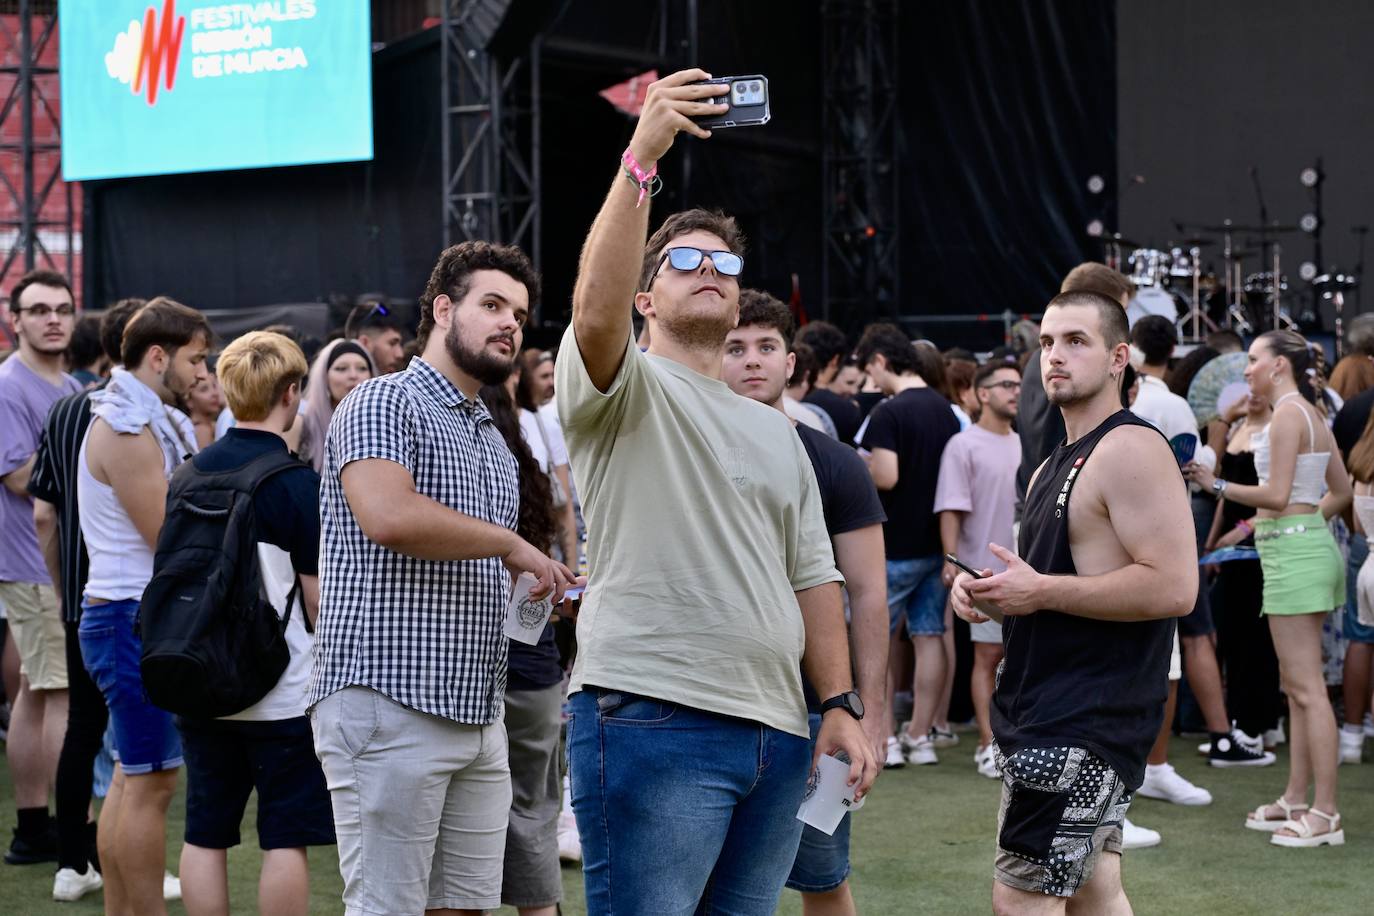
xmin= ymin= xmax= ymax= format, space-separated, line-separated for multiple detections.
xmin=78 ymin=598 xmax=182 ymax=775
xmin=887 ymin=555 xmax=949 ymax=636
xmin=785 ymin=714 xmax=851 ymax=894
xmin=177 ymin=715 xmax=335 ymax=850
xmin=1346 ymin=533 xmax=1374 ymax=644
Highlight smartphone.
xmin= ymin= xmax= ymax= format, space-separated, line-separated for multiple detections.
xmin=562 ymin=585 xmax=585 ymax=602
xmin=944 ymin=554 xmax=986 ymax=579
xmin=691 ymin=75 xmax=770 ymax=130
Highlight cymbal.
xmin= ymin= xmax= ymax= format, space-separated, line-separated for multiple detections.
xmin=1200 ymin=224 xmax=1298 ymax=234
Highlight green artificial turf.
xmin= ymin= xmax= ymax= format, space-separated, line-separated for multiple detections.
xmin=1 ymin=732 xmax=1370 ymax=914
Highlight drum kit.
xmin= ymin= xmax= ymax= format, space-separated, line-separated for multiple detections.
xmin=1103 ymin=222 xmax=1361 ymax=344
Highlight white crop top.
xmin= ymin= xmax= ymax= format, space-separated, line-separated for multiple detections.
xmin=1355 ymin=494 xmax=1374 ymax=542
xmin=1253 ymin=392 xmax=1328 ymax=506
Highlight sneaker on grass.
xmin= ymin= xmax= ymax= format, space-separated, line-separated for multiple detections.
xmin=884 ymin=736 xmax=906 ymax=769
xmin=1339 ymin=727 xmax=1364 ymax=765
xmin=53 ymin=866 xmax=103 ymax=902
xmin=1121 ymin=818 xmax=1161 ymax=849
xmin=901 ymin=732 xmax=938 ymax=765
xmin=974 ymin=745 xmax=1001 ymax=779
xmin=1209 ymin=730 xmax=1276 ymax=767
xmin=1138 ymin=763 xmax=1213 ymax=805
xmin=928 ymin=724 xmax=960 ymax=748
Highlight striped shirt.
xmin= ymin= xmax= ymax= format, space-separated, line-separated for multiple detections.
xmin=26 ymin=386 xmax=96 ymax=623
xmin=307 ymin=357 xmax=520 ymax=724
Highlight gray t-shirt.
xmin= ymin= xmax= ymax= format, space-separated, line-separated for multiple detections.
xmin=556 ymin=330 xmax=841 ymax=737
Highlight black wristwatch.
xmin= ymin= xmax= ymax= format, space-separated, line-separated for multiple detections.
xmin=820 ymin=691 xmax=865 ymax=721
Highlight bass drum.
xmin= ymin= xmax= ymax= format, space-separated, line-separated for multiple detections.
xmin=1126 ymin=285 xmax=1180 ymax=328
xmin=1128 ymin=248 xmax=1171 ymax=288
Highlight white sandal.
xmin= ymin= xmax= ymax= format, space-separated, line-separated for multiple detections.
xmin=1244 ymin=796 xmax=1307 ymax=832
xmin=1270 ymin=808 xmax=1345 ymax=848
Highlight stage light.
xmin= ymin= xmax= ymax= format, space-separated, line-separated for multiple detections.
xmin=1300 ymin=166 xmax=1322 ymax=188
xmin=1299 ymin=212 xmax=1321 ymax=234
xmin=1086 ymin=175 xmax=1104 ymax=194
xmin=864 ymin=226 xmax=877 ymax=238
xmin=1086 ymin=219 xmax=1104 ymax=237
xmin=1299 ymin=261 xmax=1318 ymax=282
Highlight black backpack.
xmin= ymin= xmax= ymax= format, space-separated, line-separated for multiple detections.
xmin=138 ymin=448 xmax=309 ymax=718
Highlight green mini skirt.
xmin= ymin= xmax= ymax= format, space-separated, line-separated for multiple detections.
xmin=1254 ymin=512 xmax=1345 ymax=616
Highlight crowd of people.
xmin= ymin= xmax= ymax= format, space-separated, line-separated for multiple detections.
xmin=0 ymin=68 xmax=1371 ymax=915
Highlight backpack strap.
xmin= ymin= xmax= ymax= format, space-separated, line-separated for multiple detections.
xmin=235 ymin=448 xmax=313 ymax=632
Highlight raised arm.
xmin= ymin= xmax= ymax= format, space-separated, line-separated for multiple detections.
xmin=571 ymin=69 xmax=726 ymax=391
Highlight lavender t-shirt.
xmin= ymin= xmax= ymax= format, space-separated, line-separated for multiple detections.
xmin=933 ymin=424 xmax=1022 ymax=573
xmin=0 ymin=356 xmax=81 ymax=583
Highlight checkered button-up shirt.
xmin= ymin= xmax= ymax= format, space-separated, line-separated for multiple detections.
xmin=308 ymin=357 xmax=519 ymax=724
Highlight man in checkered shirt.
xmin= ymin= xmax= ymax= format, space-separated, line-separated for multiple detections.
xmin=308 ymin=241 xmax=576 ymax=916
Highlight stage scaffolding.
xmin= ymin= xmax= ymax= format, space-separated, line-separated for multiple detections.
xmin=0 ymin=0 xmax=74 ymax=299
xmin=820 ymin=0 xmax=899 ymax=326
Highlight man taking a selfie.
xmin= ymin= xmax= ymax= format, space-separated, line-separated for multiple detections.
xmin=556 ymin=68 xmax=878 ymax=915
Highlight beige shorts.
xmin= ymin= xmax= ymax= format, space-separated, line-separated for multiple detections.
xmin=310 ymin=686 xmax=511 ymax=915
xmin=0 ymin=581 xmax=67 ymax=690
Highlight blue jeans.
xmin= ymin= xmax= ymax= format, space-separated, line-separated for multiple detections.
xmin=1346 ymin=532 xmax=1374 ymax=644
xmin=567 ymin=689 xmax=810 ymax=915
xmin=887 ymin=555 xmax=949 ymax=636
xmin=785 ymin=714 xmax=851 ymax=893
xmin=78 ymin=598 xmax=182 ymax=774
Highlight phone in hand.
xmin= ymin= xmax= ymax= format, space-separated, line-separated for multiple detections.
xmin=945 ymin=554 xmax=1004 ymax=623
xmin=944 ymin=554 xmax=986 ymax=580
xmin=691 ymin=75 xmax=770 ymax=129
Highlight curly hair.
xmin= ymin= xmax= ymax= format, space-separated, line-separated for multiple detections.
xmin=418 ymin=241 xmax=541 ymax=343
xmin=736 ymin=288 xmax=794 ymax=346
xmin=479 ymin=381 xmax=557 ymax=554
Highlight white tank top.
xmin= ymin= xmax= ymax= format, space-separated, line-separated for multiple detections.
xmin=77 ymin=429 xmax=156 ymax=601
xmin=1253 ymin=393 xmax=1329 ymax=506
xmin=1355 ymin=494 xmax=1374 ymax=543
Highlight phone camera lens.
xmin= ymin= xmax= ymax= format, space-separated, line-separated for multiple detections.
xmin=751 ymin=81 xmax=761 ymax=93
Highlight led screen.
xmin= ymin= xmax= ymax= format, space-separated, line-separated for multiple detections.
xmin=60 ymin=0 xmax=372 ymax=180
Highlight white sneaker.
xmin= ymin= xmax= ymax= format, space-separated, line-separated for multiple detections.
xmin=557 ymin=811 xmax=582 ymax=862
xmin=1264 ymin=722 xmax=1287 ymax=749
xmin=163 ymin=872 xmax=181 ymax=902
xmin=1121 ymin=817 xmax=1161 ymax=849
xmin=929 ymin=725 xmax=960 ymax=748
xmin=974 ymin=745 xmax=1001 ymax=779
xmin=1364 ymin=712 xmax=1374 ymax=738
xmin=884 ymin=736 xmax=906 ymax=769
xmin=1339 ymin=729 xmax=1364 ymax=765
xmin=1137 ymin=763 xmax=1213 ymax=805
xmin=52 ymin=866 xmax=103 ymax=902
xmin=903 ymin=734 xmax=938 ymax=765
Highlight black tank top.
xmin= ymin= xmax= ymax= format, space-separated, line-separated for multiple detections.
xmin=990 ymin=409 xmax=1176 ymax=790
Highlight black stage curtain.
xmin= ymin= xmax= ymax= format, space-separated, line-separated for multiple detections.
xmin=898 ymin=2 xmax=1116 ymax=345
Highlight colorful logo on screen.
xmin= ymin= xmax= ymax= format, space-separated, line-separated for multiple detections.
xmin=105 ymin=0 xmax=186 ymax=106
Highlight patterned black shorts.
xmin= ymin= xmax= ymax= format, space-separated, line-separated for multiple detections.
xmin=993 ymin=746 xmax=1132 ymax=897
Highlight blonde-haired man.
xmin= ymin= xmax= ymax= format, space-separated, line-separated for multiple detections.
xmin=172 ymin=330 xmax=335 ymax=916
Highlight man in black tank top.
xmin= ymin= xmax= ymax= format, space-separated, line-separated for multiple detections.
xmin=952 ymin=290 xmax=1198 ymax=912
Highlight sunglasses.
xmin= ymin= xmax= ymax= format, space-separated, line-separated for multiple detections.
xmin=647 ymin=247 xmax=744 ymax=289
xmin=979 ymin=380 xmax=1022 ymax=391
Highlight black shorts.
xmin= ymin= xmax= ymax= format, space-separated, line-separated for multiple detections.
xmin=176 ymin=715 xmax=336 ymax=850
xmin=1178 ymin=576 xmax=1215 ymax=637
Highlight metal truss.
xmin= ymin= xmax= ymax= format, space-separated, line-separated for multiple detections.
xmin=0 ymin=0 xmax=73 ymax=295
xmin=440 ymin=1 xmax=541 ymax=277
xmin=820 ymin=0 xmax=899 ymax=326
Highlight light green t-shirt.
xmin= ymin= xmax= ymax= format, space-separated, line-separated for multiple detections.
xmin=556 ymin=328 xmax=841 ymax=737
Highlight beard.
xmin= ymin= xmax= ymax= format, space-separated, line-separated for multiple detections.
xmin=655 ymin=307 xmax=737 ymax=353
xmin=446 ymin=320 xmax=516 ymax=386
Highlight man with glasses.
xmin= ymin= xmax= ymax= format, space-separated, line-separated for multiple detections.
xmin=556 ymin=68 xmax=877 ymax=915
xmin=934 ymin=361 xmax=1022 ymax=779
xmin=0 ymin=269 xmax=81 ymax=865
xmin=344 ymin=301 xmax=406 ymax=374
